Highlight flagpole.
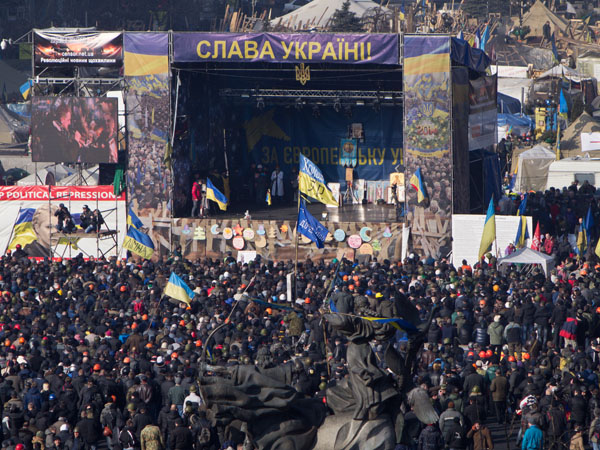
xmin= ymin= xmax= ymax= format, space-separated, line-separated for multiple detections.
xmin=294 ymin=192 xmax=300 ymax=302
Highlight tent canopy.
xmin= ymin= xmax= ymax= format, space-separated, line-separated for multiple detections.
xmin=498 ymin=247 xmax=555 ymax=276
xmin=513 ymin=144 xmax=556 ymax=192
xmin=57 ymin=166 xmax=99 ymax=186
xmin=560 ymin=111 xmax=600 ymax=157
xmin=537 ymin=64 xmax=592 ymax=82
xmin=272 ymin=0 xmax=388 ymax=30
xmin=16 ymin=164 xmax=73 ymax=186
xmin=498 ymin=92 xmax=521 ymax=114
xmin=521 ymin=0 xmax=567 ymax=38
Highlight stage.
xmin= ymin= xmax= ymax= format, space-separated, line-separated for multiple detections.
xmin=198 ymin=203 xmax=403 ymax=223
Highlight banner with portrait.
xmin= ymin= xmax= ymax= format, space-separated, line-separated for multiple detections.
xmin=403 ymin=35 xmax=452 ymax=258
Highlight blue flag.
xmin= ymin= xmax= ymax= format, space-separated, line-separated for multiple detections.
xmin=297 ymin=199 xmax=329 ymax=248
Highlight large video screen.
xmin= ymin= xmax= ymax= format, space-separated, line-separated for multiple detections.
xmin=31 ymin=97 xmax=118 ymax=164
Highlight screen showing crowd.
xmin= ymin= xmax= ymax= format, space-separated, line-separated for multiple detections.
xmin=31 ymin=97 xmax=118 ymax=164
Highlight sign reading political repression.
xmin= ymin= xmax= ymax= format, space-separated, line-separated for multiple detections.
xmin=173 ymin=33 xmax=399 ymax=65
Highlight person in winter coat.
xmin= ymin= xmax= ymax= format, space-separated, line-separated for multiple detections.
xmin=418 ymin=423 xmax=443 ymax=450
xmin=490 ymin=370 xmax=508 ymax=424
xmin=168 ymin=418 xmax=193 ymax=450
xmin=467 ymin=422 xmax=493 ymax=450
xmin=140 ymin=423 xmax=164 ymax=450
xmin=504 ymin=320 xmax=522 ymax=355
xmin=569 ymin=425 xmax=584 ymax=450
xmin=487 ymin=315 xmax=504 ymax=355
xmin=522 ymin=420 xmax=543 ymax=450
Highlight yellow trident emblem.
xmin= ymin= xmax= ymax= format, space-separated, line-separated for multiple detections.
xmin=295 ymin=63 xmax=310 ymax=85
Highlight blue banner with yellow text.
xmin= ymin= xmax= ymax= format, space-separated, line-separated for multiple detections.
xmin=242 ymin=105 xmax=402 ymax=181
xmin=172 ymin=33 xmax=399 ymax=65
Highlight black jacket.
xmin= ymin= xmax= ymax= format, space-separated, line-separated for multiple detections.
xmin=169 ymin=425 xmax=194 ymax=450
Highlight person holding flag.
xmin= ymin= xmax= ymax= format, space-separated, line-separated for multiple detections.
xmin=479 ymin=198 xmax=496 ymax=260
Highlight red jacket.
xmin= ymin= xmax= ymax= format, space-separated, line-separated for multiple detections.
xmin=191 ymin=182 xmax=202 ymax=201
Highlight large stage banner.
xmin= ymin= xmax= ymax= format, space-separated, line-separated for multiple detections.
xmin=172 ymin=33 xmax=399 ymax=65
xmin=468 ymin=74 xmax=497 ymax=150
xmin=124 ymin=33 xmax=171 ymax=234
xmin=240 ymin=105 xmax=403 ymax=182
xmin=404 ymin=35 xmax=452 ymax=258
xmin=34 ymin=30 xmax=122 ymax=66
xmin=0 ymin=186 xmax=126 ymax=258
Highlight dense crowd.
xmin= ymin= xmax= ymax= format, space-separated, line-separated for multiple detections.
xmin=0 ymin=181 xmax=599 ymax=450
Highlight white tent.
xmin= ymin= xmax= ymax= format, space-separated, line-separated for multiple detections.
xmin=16 ymin=164 xmax=73 ymax=186
xmin=498 ymin=247 xmax=555 ymax=276
xmin=513 ymin=144 xmax=556 ymax=192
xmin=272 ymin=0 xmax=388 ymax=30
xmin=57 ymin=166 xmax=99 ymax=186
xmin=537 ymin=64 xmax=593 ymax=82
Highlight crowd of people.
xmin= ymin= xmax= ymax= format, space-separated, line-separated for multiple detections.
xmin=0 ymin=179 xmax=599 ymax=450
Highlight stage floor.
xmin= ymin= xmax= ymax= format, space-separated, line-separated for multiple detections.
xmin=197 ymin=203 xmax=402 ymax=223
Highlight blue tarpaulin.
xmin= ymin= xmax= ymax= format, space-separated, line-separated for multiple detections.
xmin=498 ymin=92 xmax=521 ymax=114
xmin=497 ymin=113 xmax=534 ymax=135
xmin=451 ymin=37 xmax=491 ymax=73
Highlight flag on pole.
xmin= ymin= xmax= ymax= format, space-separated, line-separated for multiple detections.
xmin=409 ymin=168 xmax=428 ymax=203
xmin=122 ymin=226 xmax=155 ymax=260
xmin=206 ymin=178 xmax=228 ymax=211
xmin=474 ymin=28 xmax=481 ymax=49
xmin=127 ymin=207 xmax=144 ymax=230
xmin=595 ymin=236 xmax=600 ymax=259
xmin=480 ymin=24 xmax=490 ymax=51
xmin=298 ymin=154 xmax=338 ymax=206
xmin=19 ymin=80 xmax=32 ymax=100
xmin=514 ymin=195 xmax=529 ymax=248
xmin=7 ymin=208 xmax=37 ymax=251
xmin=531 ymin=222 xmax=541 ymax=250
xmin=297 ymin=199 xmax=330 ymax=248
xmin=164 ymin=272 xmax=195 ymax=305
xmin=266 ymin=189 xmax=272 ymax=206
xmin=457 ymin=30 xmax=464 ymax=41
xmin=478 ymin=198 xmax=496 ymax=259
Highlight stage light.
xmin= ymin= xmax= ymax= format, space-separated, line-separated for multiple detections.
xmin=356 ymin=100 xmax=365 ymax=106
xmin=384 ymin=95 xmax=393 ymax=100
xmin=0 ymin=40 xmax=7 ymax=51
xmin=256 ymin=97 xmax=265 ymax=109
xmin=334 ymin=98 xmax=341 ymax=112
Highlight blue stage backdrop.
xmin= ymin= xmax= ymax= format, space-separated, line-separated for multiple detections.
xmin=240 ymin=105 xmax=403 ymax=182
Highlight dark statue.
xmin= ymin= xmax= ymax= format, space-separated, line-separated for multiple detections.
xmin=198 ymin=304 xmax=438 ymax=450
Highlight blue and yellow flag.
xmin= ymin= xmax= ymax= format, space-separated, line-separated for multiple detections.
xmin=127 ymin=207 xmax=144 ymax=230
xmin=122 ymin=226 xmax=155 ymax=260
xmin=8 ymin=208 xmax=37 ymax=250
xmin=478 ymin=198 xmax=496 ymax=259
xmin=363 ymin=316 xmax=418 ymax=333
xmin=266 ymin=189 xmax=272 ymax=206
xmin=298 ymin=154 xmax=338 ymax=206
xmin=19 ymin=80 xmax=32 ymax=100
xmin=164 ymin=272 xmax=195 ymax=305
xmin=515 ymin=195 xmax=529 ymax=248
xmin=410 ymin=168 xmax=428 ymax=203
xmin=206 ymin=178 xmax=228 ymax=211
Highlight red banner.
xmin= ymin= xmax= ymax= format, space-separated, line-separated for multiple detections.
xmin=0 ymin=186 xmax=126 ymax=202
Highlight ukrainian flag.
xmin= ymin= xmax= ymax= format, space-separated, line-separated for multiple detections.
xmin=363 ymin=317 xmax=418 ymax=333
xmin=409 ymin=168 xmax=428 ymax=203
xmin=8 ymin=208 xmax=37 ymax=251
xmin=478 ymin=198 xmax=496 ymax=259
xmin=266 ymin=189 xmax=272 ymax=206
xmin=127 ymin=207 xmax=144 ymax=230
xmin=206 ymin=178 xmax=228 ymax=211
xmin=514 ymin=194 xmax=529 ymax=248
xmin=298 ymin=154 xmax=338 ymax=206
xmin=19 ymin=80 xmax=32 ymax=100
xmin=164 ymin=272 xmax=195 ymax=305
xmin=122 ymin=226 xmax=155 ymax=260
